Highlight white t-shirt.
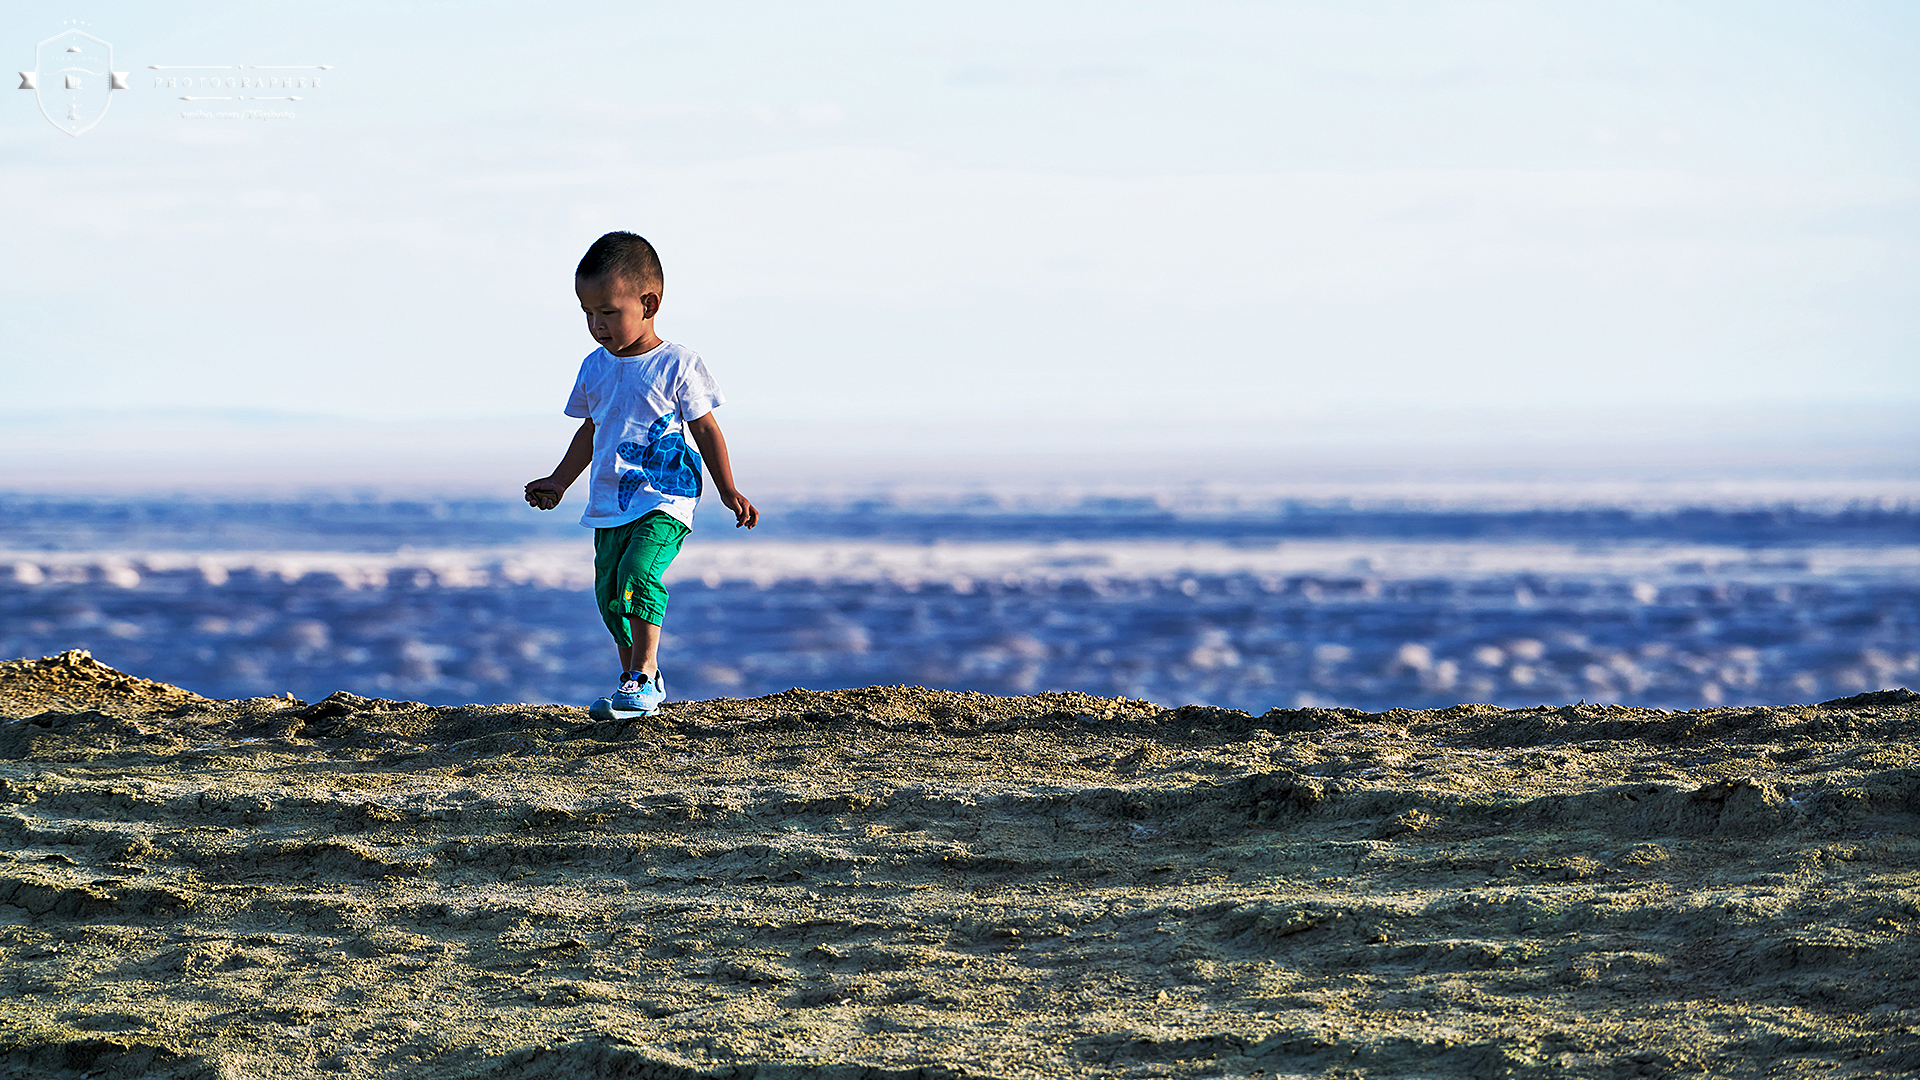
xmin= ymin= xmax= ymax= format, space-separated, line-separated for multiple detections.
xmin=564 ymin=342 xmax=725 ymax=530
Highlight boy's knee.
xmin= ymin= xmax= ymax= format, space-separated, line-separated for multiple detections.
xmin=621 ymin=581 xmax=670 ymax=626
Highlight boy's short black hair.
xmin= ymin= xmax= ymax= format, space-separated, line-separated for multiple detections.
xmin=576 ymin=231 xmax=664 ymax=293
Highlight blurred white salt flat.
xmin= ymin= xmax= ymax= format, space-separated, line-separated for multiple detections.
xmin=0 ymin=547 xmax=599 ymax=590
xmin=661 ymin=539 xmax=1920 ymax=589
xmin=3 ymin=539 xmax=1915 ymax=592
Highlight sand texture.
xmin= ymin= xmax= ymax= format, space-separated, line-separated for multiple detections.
xmin=2 ymin=650 xmax=1918 ymax=1079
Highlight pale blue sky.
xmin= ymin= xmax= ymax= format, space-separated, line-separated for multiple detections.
xmin=2 ymin=1 xmax=1915 ymax=489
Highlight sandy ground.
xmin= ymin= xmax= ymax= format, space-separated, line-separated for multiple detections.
xmin=1 ymin=650 xmax=1917 ymax=1079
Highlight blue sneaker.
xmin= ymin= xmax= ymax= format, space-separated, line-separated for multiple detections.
xmin=594 ymin=670 xmax=664 ymax=717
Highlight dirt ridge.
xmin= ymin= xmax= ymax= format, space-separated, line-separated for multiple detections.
xmin=2 ymin=651 xmax=1917 ymax=1078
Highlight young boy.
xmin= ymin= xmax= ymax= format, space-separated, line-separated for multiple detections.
xmin=524 ymin=231 xmax=757 ymax=718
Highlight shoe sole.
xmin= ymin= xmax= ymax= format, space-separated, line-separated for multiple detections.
xmin=583 ymin=691 xmax=660 ymax=718
xmin=588 ymin=699 xmax=655 ymax=721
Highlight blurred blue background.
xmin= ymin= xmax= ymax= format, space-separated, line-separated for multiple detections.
xmin=4 ymin=495 xmax=1914 ymax=711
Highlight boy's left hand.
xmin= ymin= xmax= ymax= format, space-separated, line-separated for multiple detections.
xmin=524 ymin=477 xmax=564 ymax=511
xmin=718 ymin=489 xmax=758 ymax=529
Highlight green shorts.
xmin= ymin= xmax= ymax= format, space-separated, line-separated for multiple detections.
xmin=593 ymin=510 xmax=690 ymax=645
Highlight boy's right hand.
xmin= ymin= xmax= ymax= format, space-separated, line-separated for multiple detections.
xmin=718 ymin=488 xmax=759 ymax=529
xmin=524 ymin=478 xmax=564 ymax=511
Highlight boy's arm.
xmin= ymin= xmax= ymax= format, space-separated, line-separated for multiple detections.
xmin=525 ymin=418 xmax=594 ymax=510
xmin=685 ymin=412 xmax=758 ymax=529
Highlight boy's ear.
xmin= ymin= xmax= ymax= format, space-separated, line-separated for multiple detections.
xmin=644 ymin=292 xmax=660 ymax=319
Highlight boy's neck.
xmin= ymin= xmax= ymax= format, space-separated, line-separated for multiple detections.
xmin=610 ymin=329 xmax=662 ymax=357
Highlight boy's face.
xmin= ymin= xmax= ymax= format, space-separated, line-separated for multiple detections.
xmin=576 ymin=274 xmax=660 ymax=356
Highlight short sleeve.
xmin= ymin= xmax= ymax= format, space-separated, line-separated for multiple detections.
xmin=675 ymin=351 xmax=726 ymax=423
xmin=564 ymin=352 xmax=597 ymax=419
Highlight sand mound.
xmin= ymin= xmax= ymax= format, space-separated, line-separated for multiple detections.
xmin=2 ymin=653 xmax=1917 ymax=1078
xmin=0 ymin=649 xmax=209 ymax=717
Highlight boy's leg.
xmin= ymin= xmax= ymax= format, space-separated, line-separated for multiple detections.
xmin=593 ymin=522 xmax=639 ymax=672
xmin=623 ymin=620 xmax=662 ymax=681
xmin=611 ymin=511 xmax=689 ymax=682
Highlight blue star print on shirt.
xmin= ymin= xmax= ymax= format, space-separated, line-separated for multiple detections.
xmin=616 ymin=412 xmax=704 ymax=510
